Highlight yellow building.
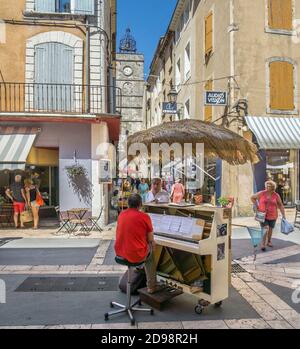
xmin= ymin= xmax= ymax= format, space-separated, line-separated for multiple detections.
xmin=0 ymin=0 xmax=120 ymax=224
xmin=146 ymin=0 xmax=300 ymax=215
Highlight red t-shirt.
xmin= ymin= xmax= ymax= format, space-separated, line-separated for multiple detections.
xmin=115 ymin=209 xmax=153 ymax=263
xmin=258 ymin=190 xmax=281 ymax=220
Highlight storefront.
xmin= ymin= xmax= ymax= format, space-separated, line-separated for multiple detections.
xmin=246 ymin=116 xmax=300 ymax=206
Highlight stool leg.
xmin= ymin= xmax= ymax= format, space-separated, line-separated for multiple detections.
xmin=127 ymin=267 xmax=132 ymax=308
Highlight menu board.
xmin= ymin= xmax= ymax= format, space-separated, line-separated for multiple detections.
xmin=149 ymin=213 xmax=205 ymax=241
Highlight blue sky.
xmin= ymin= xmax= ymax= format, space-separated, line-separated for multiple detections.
xmin=117 ymin=0 xmax=178 ymax=78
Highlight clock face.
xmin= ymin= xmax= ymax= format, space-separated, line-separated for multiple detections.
xmin=123 ymin=66 xmax=133 ymax=76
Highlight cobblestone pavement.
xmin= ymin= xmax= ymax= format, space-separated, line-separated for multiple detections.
xmin=0 ymin=212 xmax=299 ymax=329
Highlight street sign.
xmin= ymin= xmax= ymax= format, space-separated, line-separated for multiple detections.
xmin=162 ymin=102 xmax=177 ymax=114
xmin=204 ymin=91 xmax=228 ymax=106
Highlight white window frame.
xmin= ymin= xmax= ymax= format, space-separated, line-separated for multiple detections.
xmin=266 ymin=57 xmax=298 ymax=115
xmin=264 ymin=0 xmax=295 ymax=36
xmin=184 ymin=98 xmax=191 ymax=119
xmin=175 ymin=57 xmax=182 ymax=91
xmin=29 ymin=0 xmax=94 ymax=15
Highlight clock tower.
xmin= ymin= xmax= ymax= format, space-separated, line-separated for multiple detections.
xmin=116 ymin=28 xmax=145 ymax=136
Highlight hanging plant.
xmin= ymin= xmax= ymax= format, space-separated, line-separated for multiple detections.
xmin=65 ymin=164 xmax=87 ymax=178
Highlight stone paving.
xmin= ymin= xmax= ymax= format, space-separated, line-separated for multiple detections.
xmin=0 ymin=214 xmax=300 ymax=329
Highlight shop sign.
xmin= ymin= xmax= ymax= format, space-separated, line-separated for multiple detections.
xmin=99 ymin=159 xmax=112 ymax=183
xmin=162 ymin=102 xmax=177 ymax=114
xmin=204 ymin=91 xmax=228 ymax=106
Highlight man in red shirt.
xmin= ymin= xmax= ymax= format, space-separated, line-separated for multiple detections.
xmin=115 ymin=194 xmax=161 ymax=293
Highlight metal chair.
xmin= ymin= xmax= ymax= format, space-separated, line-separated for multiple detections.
xmin=104 ymin=256 xmax=154 ymax=326
xmin=295 ymin=201 xmax=300 ymax=228
xmin=88 ymin=207 xmax=104 ymax=233
xmin=54 ymin=206 xmax=72 ymax=235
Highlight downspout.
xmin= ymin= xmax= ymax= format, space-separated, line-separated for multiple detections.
xmin=85 ymin=17 xmax=90 ymax=113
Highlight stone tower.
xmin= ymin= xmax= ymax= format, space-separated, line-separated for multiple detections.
xmin=116 ymin=28 xmax=145 ymax=135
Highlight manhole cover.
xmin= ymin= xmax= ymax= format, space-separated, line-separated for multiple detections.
xmin=231 ymin=263 xmax=247 ymax=274
xmin=15 ymin=276 xmax=120 ymax=292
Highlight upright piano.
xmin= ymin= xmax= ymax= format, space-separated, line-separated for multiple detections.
xmin=143 ymin=203 xmax=232 ymax=313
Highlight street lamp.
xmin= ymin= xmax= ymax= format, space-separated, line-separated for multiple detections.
xmin=168 ymin=87 xmax=178 ymax=103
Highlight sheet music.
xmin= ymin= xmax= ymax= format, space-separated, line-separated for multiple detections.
xmin=149 ymin=213 xmax=204 ymax=240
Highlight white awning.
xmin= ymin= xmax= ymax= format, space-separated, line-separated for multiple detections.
xmin=245 ymin=116 xmax=300 ymax=150
xmin=0 ymin=127 xmax=39 ymax=170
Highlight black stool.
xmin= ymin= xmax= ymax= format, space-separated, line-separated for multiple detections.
xmin=104 ymin=256 xmax=154 ymax=326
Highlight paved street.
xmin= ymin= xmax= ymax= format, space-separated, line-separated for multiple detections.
xmin=0 ymin=212 xmax=300 ymax=329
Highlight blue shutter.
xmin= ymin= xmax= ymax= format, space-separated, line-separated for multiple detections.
xmin=35 ymin=0 xmax=55 ymax=12
xmin=74 ymin=0 xmax=95 ymax=15
xmin=34 ymin=42 xmax=74 ymax=111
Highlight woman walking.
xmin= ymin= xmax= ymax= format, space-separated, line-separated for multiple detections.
xmin=251 ymin=180 xmax=286 ymax=251
xmin=24 ymin=179 xmax=41 ymax=230
xmin=171 ymin=179 xmax=185 ymax=204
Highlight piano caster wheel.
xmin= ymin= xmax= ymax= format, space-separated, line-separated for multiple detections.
xmin=194 ymin=305 xmax=204 ymax=315
xmin=104 ymin=313 xmax=109 ymax=321
xmin=215 ymin=301 xmax=223 ymax=308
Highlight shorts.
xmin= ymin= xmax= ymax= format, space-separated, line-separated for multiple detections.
xmin=30 ymin=201 xmax=40 ymax=208
xmin=260 ymin=219 xmax=277 ymax=229
xmin=13 ymin=202 xmax=25 ymax=214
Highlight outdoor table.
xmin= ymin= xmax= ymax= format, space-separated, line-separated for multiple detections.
xmin=67 ymin=208 xmax=90 ymax=235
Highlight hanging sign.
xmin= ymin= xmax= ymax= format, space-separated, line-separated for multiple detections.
xmin=204 ymin=91 xmax=228 ymax=106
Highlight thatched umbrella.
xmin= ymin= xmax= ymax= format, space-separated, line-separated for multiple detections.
xmin=127 ymin=119 xmax=259 ymax=165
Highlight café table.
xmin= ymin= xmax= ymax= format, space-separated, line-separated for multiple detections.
xmin=67 ymin=208 xmax=90 ymax=235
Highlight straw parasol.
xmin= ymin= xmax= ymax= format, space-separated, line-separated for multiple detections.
xmin=127 ymin=119 xmax=259 ymax=165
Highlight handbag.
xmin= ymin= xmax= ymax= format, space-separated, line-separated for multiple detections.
xmin=281 ymin=218 xmax=294 ymax=235
xmin=21 ymin=209 xmax=33 ymax=223
xmin=255 ymin=194 xmax=271 ymax=223
xmin=36 ymin=192 xmax=44 ymax=206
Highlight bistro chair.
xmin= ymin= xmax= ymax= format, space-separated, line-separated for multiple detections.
xmin=54 ymin=206 xmax=72 ymax=235
xmin=104 ymin=256 xmax=154 ymax=326
xmin=0 ymin=204 xmax=14 ymax=229
xmin=67 ymin=210 xmax=90 ymax=236
xmin=295 ymin=201 xmax=300 ymax=229
xmin=88 ymin=207 xmax=104 ymax=233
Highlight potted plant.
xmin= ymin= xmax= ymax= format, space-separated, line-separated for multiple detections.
xmin=65 ymin=164 xmax=86 ymax=178
xmin=218 ymin=197 xmax=230 ymax=208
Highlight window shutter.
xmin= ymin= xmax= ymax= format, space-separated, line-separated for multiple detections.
xmin=74 ymin=0 xmax=95 ymax=15
xmin=270 ymin=61 xmax=294 ymax=111
xmin=204 ymin=79 xmax=213 ymax=122
xmin=268 ymin=0 xmax=292 ymax=31
xmin=35 ymin=0 xmax=55 ymax=12
xmin=205 ymin=12 xmax=213 ymax=55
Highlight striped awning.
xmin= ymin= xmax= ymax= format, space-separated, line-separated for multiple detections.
xmin=0 ymin=127 xmax=39 ymax=170
xmin=245 ymin=116 xmax=300 ymax=150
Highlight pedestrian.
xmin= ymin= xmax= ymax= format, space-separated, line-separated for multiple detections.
xmin=171 ymin=179 xmax=185 ymax=203
xmin=5 ymin=175 xmax=26 ymax=229
xmin=146 ymin=178 xmax=170 ymax=203
xmin=251 ymin=180 xmax=286 ymax=251
xmin=138 ymin=178 xmax=149 ymax=203
xmin=115 ymin=194 xmax=163 ymax=294
xmin=24 ymin=178 xmax=41 ymax=230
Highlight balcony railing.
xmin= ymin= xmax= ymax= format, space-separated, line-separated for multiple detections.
xmin=0 ymin=83 xmax=122 ymax=115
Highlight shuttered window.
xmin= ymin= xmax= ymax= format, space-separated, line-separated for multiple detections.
xmin=205 ymin=12 xmax=213 ymax=57
xmin=74 ymin=0 xmax=95 ymax=15
xmin=269 ymin=61 xmax=294 ymax=111
xmin=204 ymin=79 xmax=213 ymax=122
xmin=35 ymin=0 xmax=55 ymax=12
xmin=268 ymin=0 xmax=293 ymax=31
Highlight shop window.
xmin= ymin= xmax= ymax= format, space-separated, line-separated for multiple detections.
xmin=269 ymin=60 xmax=295 ymax=111
xmin=266 ymin=150 xmax=296 ymax=206
xmin=268 ymin=0 xmax=293 ymax=31
xmin=204 ymin=79 xmax=213 ymax=122
xmin=205 ymin=12 xmax=213 ymax=63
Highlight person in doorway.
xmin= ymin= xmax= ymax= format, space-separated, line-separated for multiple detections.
xmin=138 ymin=178 xmax=149 ymax=204
xmin=115 ymin=194 xmax=163 ymax=294
xmin=24 ymin=178 xmax=41 ymax=230
xmin=170 ymin=179 xmax=185 ymax=204
xmin=146 ymin=178 xmax=170 ymax=203
xmin=32 ymin=172 xmax=41 ymax=189
xmin=251 ymin=180 xmax=286 ymax=251
xmin=5 ymin=175 xmax=26 ymax=228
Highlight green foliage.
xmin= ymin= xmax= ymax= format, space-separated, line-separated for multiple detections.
xmin=218 ymin=197 xmax=230 ymax=207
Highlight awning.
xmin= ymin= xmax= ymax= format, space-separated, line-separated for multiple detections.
xmin=245 ymin=116 xmax=300 ymax=149
xmin=0 ymin=127 xmax=39 ymax=170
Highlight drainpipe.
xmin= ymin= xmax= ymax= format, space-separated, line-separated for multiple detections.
xmin=85 ymin=17 xmax=90 ymax=113
xmin=108 ymin=64 xmax=116 ymax=114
